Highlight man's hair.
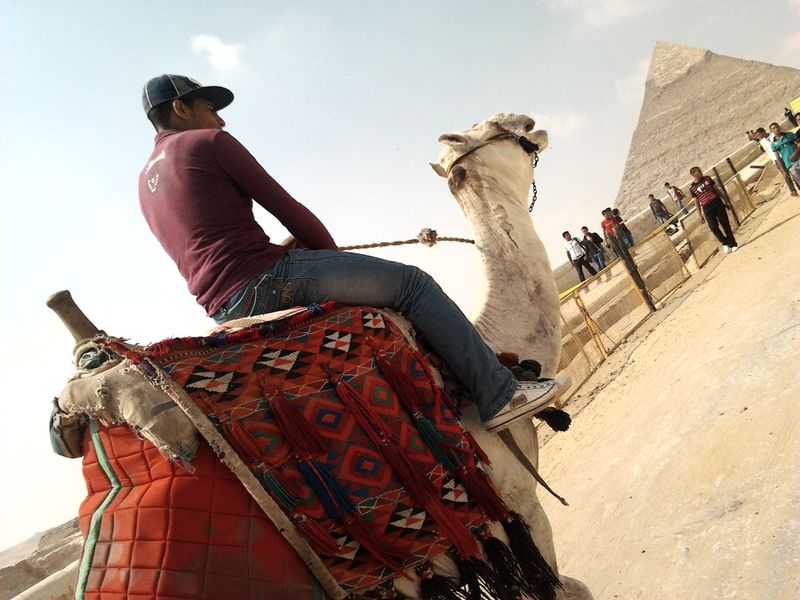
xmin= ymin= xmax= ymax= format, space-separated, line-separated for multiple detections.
xmin=562 ymin=231 xmax=570 ymax=238
xmin=664 ymin=182 xmax=670 ymax=186
xmin=690 ymin=166 xmax=701 ymax=173
xmin=603 ymin=207 xmax=612 ymax=214
xmin=769 ymin=122 xmax=780 ymax=129
xmin=648 ymin=194 xmax=655 ymax=198
xmin=147 ymin=101 xmax=176 ymax=131
xmin=581 ymin=225 xmax=588 ymax=230
xmin=755 ymin=127 xmax=767 ymax=134
xmin=612 ymin=208 xmax=620 ymax=215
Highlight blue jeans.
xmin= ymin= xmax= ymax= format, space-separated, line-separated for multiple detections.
xmin=212 ymin=250 xmax=517 ymax=420
xmin=591 ymin=251 xmax=606 ymax=271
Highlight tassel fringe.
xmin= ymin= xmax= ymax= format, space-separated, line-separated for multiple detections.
xmin=416 ymin=562 xmax=466 ymax=600
xmin=502 ymin=512 xmax=562 ymax=600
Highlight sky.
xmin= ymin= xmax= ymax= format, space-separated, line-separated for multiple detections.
xmin=0 ymin=0 xmax=797 ymax=552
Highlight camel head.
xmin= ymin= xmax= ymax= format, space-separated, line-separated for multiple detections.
xmin=430 ymin=113 xmax=548 ymax=204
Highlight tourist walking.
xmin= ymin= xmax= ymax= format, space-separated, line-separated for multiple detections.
xmin=664 ymin=182 xmax=687 ymax=211
xmin=580 ymin=226 xmax=607 ymax=270
xmin=563 ymin=231 xmax=597 ymax=282
xmin=688 ymin=167 xmax=737 ymax=253
xmin=601 ymin=208 xmax=624 ymax=259
xmin=648 ymin=194 xmax=673 ymax=225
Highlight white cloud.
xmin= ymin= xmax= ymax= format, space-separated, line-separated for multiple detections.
xmin=191 ymin=35 xmax=245 ymax=70
xmin=615 ymin=58 xmax=649 ymax=106
xmin=531 ymin=111 xmax=588 ymax=140
xmin=774 ymin=30 xmax=800 ymax=68
xmin=546 ymin=0 xmax=661 ymax=27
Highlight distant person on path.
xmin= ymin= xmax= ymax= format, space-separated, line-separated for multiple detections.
xmin=563 ymin=231 xmax=597 ymax=282
xmin=664 ymin=182 xmax=686 ymax=211
xmin=689 ymin=167 xmax=738 ymax=253
xmin=757 ymin=127 xmax=797 ymax=196
xmin=581 ymin=226 xmax=607 ymax=270
xmin=648 ymin=194 xmax=673 ymax=225
xmin=601 ymin=208 xmax=624 ymax=259
xmin=770 ymin=122 xmax=800 ymax=188
xmin=786 ymin=107 xmax=798 ymax=128
xmin=612 ymin=208 xmax=634 ymax=248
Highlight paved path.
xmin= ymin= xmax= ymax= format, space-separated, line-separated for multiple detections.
xmin=539 ymin=183 xmax=800 ymax=600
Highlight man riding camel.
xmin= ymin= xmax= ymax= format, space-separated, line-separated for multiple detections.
xmin=138 ymin=74 xmax=569 ymax=433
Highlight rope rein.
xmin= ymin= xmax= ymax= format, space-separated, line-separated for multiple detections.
xmin=338 ymin=229 xmax=475 ymax=251
xmin=339 ymin=130 xmax=541 ymax=250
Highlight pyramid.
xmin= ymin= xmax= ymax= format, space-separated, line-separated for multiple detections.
xmin=614 ymin=41 xmax=800 ymax=214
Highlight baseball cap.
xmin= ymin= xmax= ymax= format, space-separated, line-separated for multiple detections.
xmin=142 ymin=74 xmax=234 ymax=115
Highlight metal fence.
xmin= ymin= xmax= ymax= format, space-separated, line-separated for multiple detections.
xmin=555 ymin=171 xmax=759 ymax=405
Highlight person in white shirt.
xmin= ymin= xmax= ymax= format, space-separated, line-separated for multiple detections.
xmin=563 ymin=231 xmax=597 ymax=282
xmin=663 ymin=182 xmax=686 ymax=212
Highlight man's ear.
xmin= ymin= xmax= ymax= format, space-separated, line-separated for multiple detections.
xmin=171 ymin=99 xmax=193 ymax=122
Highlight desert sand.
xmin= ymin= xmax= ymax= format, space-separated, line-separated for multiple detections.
xmin=539 ymin=171 xmax=800 ymax=599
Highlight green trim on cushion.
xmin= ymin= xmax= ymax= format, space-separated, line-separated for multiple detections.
xmin=75 ymin=420 xmax=121 ymax=600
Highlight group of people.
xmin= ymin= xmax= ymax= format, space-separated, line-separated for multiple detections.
xmin=562 ymin=208 xmax=634 ymax=282
xmin=563 ymin=160 xmax=745 ymax=285
xmin=747 ymin=119 xmax=800 ymax=196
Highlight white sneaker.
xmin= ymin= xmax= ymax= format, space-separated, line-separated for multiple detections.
xmin=723 ymin=245 xmax=730 ymax=254
xmin=730 ymin=246 xmax=738 ymax=253
xmin=483 ymin=376 xmax=571 ymax=433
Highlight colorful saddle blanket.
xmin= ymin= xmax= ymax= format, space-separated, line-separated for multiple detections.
xmin=111 ymin=303 xmax=495 ymax=593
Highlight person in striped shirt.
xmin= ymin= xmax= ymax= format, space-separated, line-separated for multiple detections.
xmin=688 ymin=167 xmax=738 ymax=253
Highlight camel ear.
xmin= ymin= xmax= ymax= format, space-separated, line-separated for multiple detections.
xmin=437 ymin=133 xmax=468 ymax=147
xmin=430 ymin=162 xmax=446 ymax=177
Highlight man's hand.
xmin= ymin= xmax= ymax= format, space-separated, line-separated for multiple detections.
xmin=280 ymin=235 xmax=306 ymax=250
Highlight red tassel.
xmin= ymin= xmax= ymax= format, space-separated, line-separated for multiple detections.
xmin=328 ymin=368 xmax=396 ymax=448
xmin=457 ymin=466 xmax=510 ymax=522
xmin=380 ymin=441 xmax=437 ymax=503
xmin=375 ymin=352 xmax=423 ymax=412
xmin=422 ymin=498 xmax=480 ymax=559
xmin=296 ymin=516 xmax=341 ymax=556
xmin=463 ymin=430 xmax=491 ymax=466
xmin=269 ymin=392 xmax=328 ymax=456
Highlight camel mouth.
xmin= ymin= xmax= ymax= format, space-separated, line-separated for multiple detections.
xmin=517 ymin=135 xmax=540 ymax=155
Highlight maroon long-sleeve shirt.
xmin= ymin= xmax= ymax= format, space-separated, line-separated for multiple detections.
xmin=139 ymin=129 xmax=337 ymax=315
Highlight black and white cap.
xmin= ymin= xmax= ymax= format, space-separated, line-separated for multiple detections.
xmin=142 ymin=74 xmax=234 ymax=115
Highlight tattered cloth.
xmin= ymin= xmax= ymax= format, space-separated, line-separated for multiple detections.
xmin=112 ymin=303 xmax=494 ymax=593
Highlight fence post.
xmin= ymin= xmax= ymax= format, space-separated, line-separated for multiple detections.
xmin=733 ymin=173 xmax=757 ymax=211
xmin=713 ymin=166 xmax=741 ymax=227
xmin=618 ymin=242 xmax=657 ymax=312
xmin=726 ymin=157 xmax=738 ymax=175
xmin=573 ymin=291 xmax=608 ymax=358
xmin=559 ymin=310 xmax=596 ymax=374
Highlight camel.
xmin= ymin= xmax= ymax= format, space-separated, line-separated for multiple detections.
xmin=430 ymin=113 xmax=592 ymax=600
xmin=44 ymin=113 xmax=592 ymax=600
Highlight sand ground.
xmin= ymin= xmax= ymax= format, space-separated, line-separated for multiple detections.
xmin=539 ymin=176 xmax=800 ymax=600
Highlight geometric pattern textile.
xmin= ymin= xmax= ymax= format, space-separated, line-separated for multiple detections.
xmin=133 ymin=303 xmax=491 ymax=593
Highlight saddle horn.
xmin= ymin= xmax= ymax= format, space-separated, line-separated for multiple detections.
xmin=46 ymin=290 xmax=102 ymax=342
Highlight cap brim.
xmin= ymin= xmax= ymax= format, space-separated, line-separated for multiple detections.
xmin=182 ymin=85 xmax=234 ymax=111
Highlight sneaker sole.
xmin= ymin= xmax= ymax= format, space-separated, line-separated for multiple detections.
xmin=483 ymin=375 xmax=572 ymax=433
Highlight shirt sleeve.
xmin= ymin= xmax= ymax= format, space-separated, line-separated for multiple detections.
xmin=212 ymin=132 xmax=338 ymax=250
